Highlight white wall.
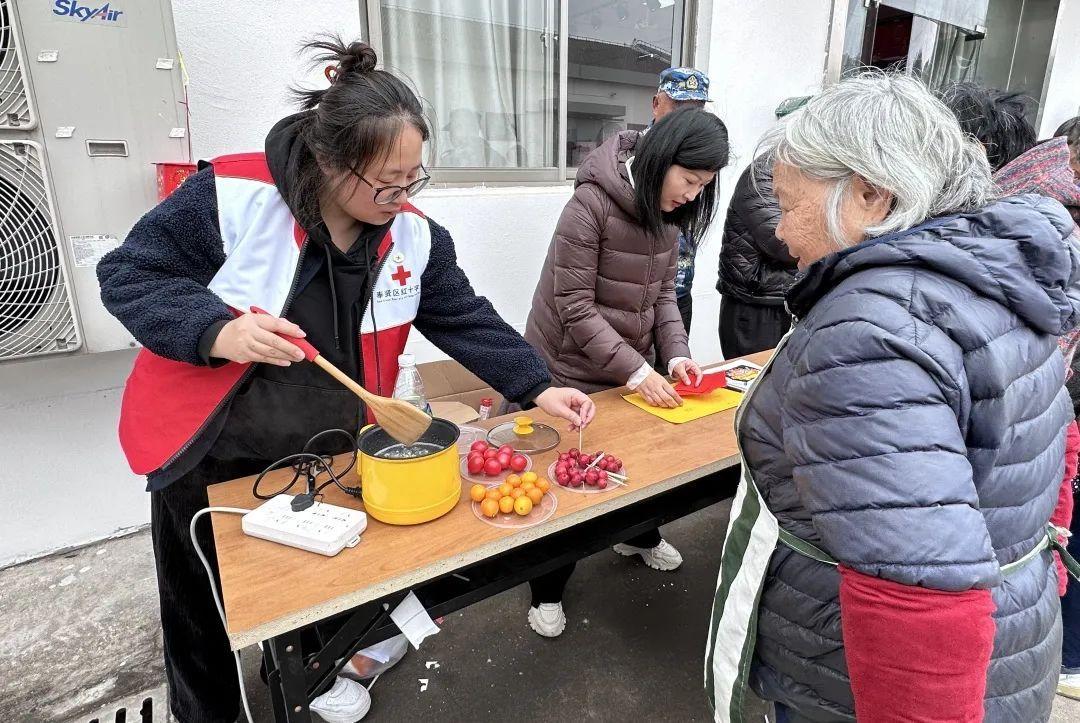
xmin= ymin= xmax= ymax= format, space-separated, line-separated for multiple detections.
xmin=686 ymin=0 xmax=833 ymax=360
xmin=1039 ymin=0 xmax=1080 ymax=138
xmin=2 ymin=0 xmax=835 ymax=565
xmin=403 ymin=187 xmax=572 ymax=362
xmin=173 ymin=0 xmax=364 ymax=159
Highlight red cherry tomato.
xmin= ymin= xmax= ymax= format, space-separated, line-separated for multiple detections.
xmin=470 ymin=441 xmax=489 ymax=454
xmin=467 ymin=456 xmax=485 ymax=475
xmin=510 ymin=454 xmax=528 ymax=473
xmin=484 ymin=449 xmax=499 ymax=460
xmin=497 ymin=444 xmax=514 ymax=456
xmin=497 ymin=453 xmax=512 ymax=469
xmin=484 ymin=458 xmax=503 ymax=477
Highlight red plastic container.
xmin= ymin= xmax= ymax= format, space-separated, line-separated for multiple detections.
xmin=155 ymin=162 xmax=198 ymax=200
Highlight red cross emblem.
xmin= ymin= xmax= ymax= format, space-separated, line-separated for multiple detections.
xmin=390 ymin=265 xmax=412 ymax=286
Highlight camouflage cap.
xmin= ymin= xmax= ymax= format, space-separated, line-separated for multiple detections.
xmin=658 ymin=67 xmax=710 ymax=102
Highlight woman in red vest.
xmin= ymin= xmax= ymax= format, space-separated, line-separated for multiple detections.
xmin=97 ymin=38 xmax=593 ymax=723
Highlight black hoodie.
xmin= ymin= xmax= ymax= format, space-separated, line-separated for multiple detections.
xmin=98 ymin=112 xmax=552 ymax=490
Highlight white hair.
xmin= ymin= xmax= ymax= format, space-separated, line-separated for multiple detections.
xmin=760 ymin=71 xmax=994 ymax=247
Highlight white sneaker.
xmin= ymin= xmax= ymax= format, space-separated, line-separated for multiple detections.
xmin=310 ymin=676 xmax=371 ymax=723
xmin=1059 ymin=672 xmax=1080 ymax=700
xmin=613 ymin=539 xmax=683 ymax=571
xmin=528 ymin=602 xmax=566 ymax=638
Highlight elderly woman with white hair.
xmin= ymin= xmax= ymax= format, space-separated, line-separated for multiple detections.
xmin=705 ymin=73 xmax=1080 ymax=723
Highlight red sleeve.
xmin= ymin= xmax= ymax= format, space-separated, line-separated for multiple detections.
xmin=839 ymin=566 xmax=995 ymax=722
xmin=1053 ymin=421 xmax=1079 ymax=595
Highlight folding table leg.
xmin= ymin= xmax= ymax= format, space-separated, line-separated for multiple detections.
xmin=267 ymin=629 xmax=312 ymax=722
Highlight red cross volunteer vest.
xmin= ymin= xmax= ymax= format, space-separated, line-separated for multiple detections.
xmin=117 ymin=153 xmax=430 ymax=476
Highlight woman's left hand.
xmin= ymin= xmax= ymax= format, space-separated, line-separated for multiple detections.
xmin=672 ymin=359 xmax=703 ymax=387
xmin=535 ymin=387 xmax=596 ymax=431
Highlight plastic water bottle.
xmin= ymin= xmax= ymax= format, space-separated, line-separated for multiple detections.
xmin=393 ymin=353 xmax=432 ymax=415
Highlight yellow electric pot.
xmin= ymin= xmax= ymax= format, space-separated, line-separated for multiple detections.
xmin=357 ymin=418 xmax=462 ymax=525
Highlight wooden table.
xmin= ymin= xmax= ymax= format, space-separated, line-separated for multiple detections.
xmin=208 ymin=354 xmax=765 ymax=720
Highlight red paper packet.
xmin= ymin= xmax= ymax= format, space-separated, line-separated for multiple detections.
xmin=673 ymin=371 xmax=727 ymax=396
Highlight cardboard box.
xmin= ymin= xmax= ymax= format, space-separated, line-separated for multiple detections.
xmin=418 ymin=359 xmax=502 ymax=416
xmin=429 ymin=401 xmax=482 ymax=425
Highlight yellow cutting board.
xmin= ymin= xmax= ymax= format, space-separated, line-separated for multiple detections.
xmin=621 ymin=387 xmax=744 ymax=424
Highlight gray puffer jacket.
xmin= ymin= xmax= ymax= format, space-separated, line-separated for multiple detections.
xmin=741 ymin=195 xmax=1080 ymax=721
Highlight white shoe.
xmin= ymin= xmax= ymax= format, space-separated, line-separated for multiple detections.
xmin=310 ymin=676 xmax=371 ymax=723
xmin=613 ymin=539 xmax=683 ymax=571
xmin=528 ymin=602 xmax=566 ymax=638
xmin=1059 ymin=672 xmax=1080 ymax=700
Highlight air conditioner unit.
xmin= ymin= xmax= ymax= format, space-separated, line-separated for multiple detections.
xmin=0 ymin=0 xmax=187 ymax=362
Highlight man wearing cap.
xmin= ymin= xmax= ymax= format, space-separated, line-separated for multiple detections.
xmin=652 ymin=67 xmax=710 ymax=336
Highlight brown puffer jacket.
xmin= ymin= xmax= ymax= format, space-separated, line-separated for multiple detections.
xmin=524 ymin=131 xmax=690 ymax=393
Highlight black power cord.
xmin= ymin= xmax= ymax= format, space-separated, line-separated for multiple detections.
xmin=252 ymin=429 xmax=361 ymax=511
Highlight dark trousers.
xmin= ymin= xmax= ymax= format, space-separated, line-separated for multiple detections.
xmin=677 ymin=294 xmax=693 ymax=336
xmin=653 ymin=296 xmax=694 ymax=374
xmin=1063 ymin=496 xmax=1080 ymax=671
xmin=152 ymin=466 xmax=243 ymax=723
xmin=529 ymin=528 xmax=662 ymax=606
xmin=718 ymin=297 xmax=791 ymax=359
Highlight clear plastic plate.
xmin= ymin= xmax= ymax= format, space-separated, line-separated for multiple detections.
xmin=546 ymin=460 xmax=627 ymax=494
xmin=471 ymin=490 xmax=557 ymax=529
xmin=459 ymin=453 xmax=533 ymax=484
xmin=456 ymin=426 xmax=488 ymax=456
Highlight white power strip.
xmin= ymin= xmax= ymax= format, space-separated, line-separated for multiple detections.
xmin=242 ymin=494 xmax=368 ymax=556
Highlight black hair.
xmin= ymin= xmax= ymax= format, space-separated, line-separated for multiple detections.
xmin=632 ymin=107 xmax=730 ymax=241
xmin=937 ymin=82 xmax=1037 ymax=171
xmin=288 ymin=36 xmax=430 ymax=227
xmin=1055 ymin=116 xmax=1080 ymax=149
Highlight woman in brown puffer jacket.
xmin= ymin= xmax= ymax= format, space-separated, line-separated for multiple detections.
xmin=522 ymin=108 xmax=730 ymax=638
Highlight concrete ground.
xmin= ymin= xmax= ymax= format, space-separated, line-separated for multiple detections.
xmin=3 ymin=501 xmax=1080 ymax=723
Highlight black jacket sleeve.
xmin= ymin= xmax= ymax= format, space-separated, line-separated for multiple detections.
xmin=96 ymin=168 xmax=233 ymax=365
xmin=739 ymin=160 xmax=793 ymax=265
xmin=415 ymin=219 xmax=552 ymax=404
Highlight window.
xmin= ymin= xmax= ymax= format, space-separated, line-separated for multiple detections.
xmin=565 ymin=0 xmax=689 ymax=169
xmin=366 ymin=0 xmax=694 ymax=183
xmin=832 ymin=0 xmax=1059 ymax=125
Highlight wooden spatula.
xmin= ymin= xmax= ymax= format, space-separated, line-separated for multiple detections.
xmin=250 ymin=307 xmax=432 ymax=446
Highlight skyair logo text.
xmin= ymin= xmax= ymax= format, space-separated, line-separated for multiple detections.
xmin=52 ymin=0 xmax=125 ymax=23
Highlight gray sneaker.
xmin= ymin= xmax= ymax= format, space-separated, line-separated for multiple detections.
xmin=613 ymin=539 xmax=683 ymax=571
xmin=528 ymin=602 xmax=567 ymax=637
xmin=310 ymin=677 xmax=371 ymax=722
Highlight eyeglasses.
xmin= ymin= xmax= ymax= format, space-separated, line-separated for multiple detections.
xmin=359 ymin=170 xmax=431 ymax=205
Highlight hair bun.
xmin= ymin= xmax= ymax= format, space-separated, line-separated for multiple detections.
xmin=340 ymin=42 xmax=378 ymax=75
